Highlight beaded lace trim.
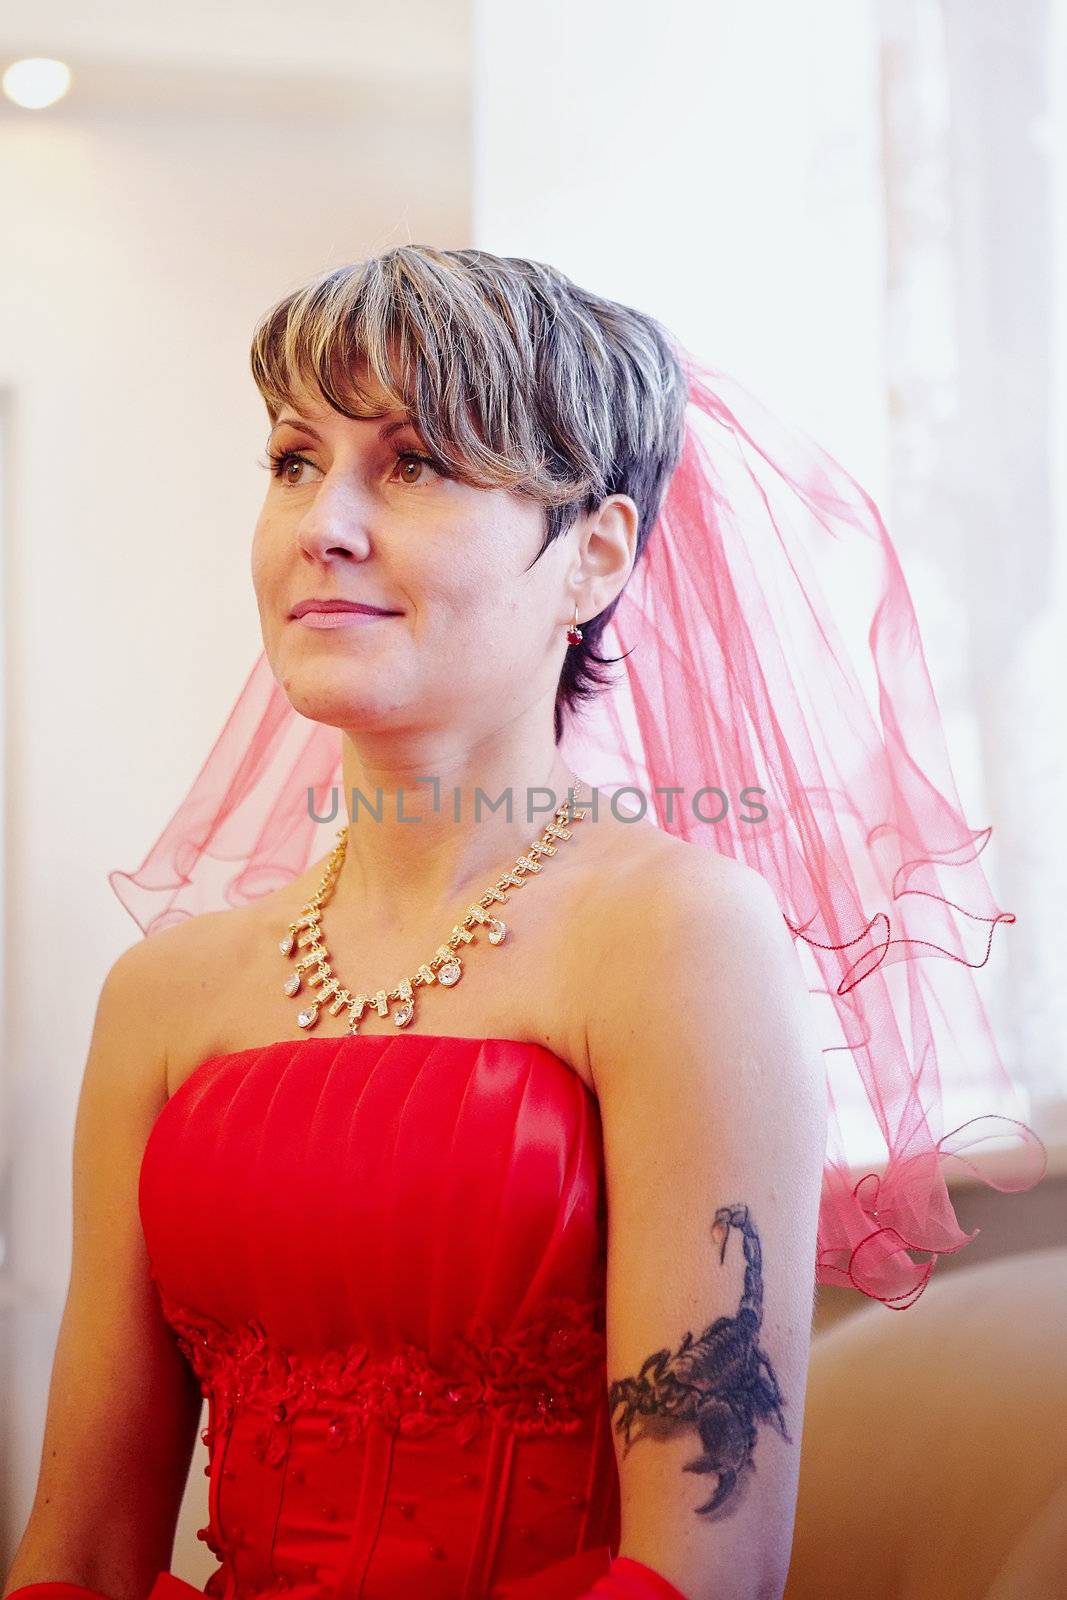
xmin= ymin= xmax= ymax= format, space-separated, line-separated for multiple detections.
xmin=149 ymin=1264 xmax=608 ymax=1450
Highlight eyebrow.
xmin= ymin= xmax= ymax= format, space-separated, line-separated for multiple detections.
xmin=267 ymin=413 xmax=414 ymax=446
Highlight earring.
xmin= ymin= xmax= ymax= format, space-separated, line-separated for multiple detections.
xmin=566 ymin=602 xmax=583 ymax=646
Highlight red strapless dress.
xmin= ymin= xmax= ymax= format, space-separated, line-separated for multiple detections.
xmin=137 ymin=1032 xmax=624 ymax=1600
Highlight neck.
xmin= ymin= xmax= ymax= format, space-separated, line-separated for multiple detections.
xmin=327 ymin=735 xmax=585 ymax=932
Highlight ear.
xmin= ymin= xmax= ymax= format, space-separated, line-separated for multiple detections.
xmin=572 ymin=493 xmax=640 ymax=616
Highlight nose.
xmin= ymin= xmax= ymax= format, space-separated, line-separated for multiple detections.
xmin=294 ymin=474 xmax=374 ymax=563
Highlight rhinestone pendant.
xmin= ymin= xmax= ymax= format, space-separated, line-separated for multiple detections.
xmin=296 ymin=1004 xmax=319 ymax=1030
xmin=438 ymin=960 xmax=461 ymax=987
xmin=391 ymin=980 xmax=415 ymax=1027
xmin=283 ymin=974 xmax=301 ymax=997
xmin=486 ymin=919 xmax=507 ymax=945
xmin=279 ymin=931 xmax=295 ymax=957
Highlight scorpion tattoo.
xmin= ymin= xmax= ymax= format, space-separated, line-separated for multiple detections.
xmin=606 ymin=1203 xmax=790 ymax=1518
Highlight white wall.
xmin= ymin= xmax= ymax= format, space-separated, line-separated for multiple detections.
xmin=473 ymin=0 xmax=889 ymax=497
xmin=0 ymin=13 xmax=468 ymax=1565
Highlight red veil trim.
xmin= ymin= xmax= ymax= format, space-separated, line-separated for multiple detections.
xmin=109 ymin=351 xmax=1047 ymax=1310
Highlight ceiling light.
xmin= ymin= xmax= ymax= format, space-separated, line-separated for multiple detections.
xmin=2 ymin=58 xmax=72 ymax=111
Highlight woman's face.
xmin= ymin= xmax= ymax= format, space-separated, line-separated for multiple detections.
xmin=251 ymin=381 xmax=572 ymax=740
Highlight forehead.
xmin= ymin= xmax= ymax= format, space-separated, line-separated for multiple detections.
xmin=280 ymin=366 xmax=410 ymax=429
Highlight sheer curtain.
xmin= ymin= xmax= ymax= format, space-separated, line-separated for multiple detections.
xmin=876 ymin=0 xmax=1066 ymax=1146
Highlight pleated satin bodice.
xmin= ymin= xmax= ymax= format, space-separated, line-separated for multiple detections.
xmin=137 ymin=1032 xmax=621 ymax=1600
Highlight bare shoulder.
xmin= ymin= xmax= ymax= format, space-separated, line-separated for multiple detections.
xmin=75 ymin=925 xmax=211 ymax=1145
xmin=654 ymin=832 xmax=780 ymax=901
xmin=576 ymin=830 xmax=799 ymax=1095
xmin=94 ymin=917 xmax=223 ymax=1057
xmin=116 ymin=903 xmax=251 ymax=998
xmin=111 ymin=901 xmax=270 ymax=1094
xmin=580 ymin=827 xmax=785 ymax=954
xmin=128 ymin=847 xmax=345 ymax=1089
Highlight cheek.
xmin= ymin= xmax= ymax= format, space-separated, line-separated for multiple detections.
xmin=434 ymin=510 xmax=540 ymax=616
xmin=249 ymin=519 xmax=278 ymax=597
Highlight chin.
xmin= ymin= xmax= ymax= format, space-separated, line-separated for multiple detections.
xmin=277 ymin=663 xmax=382 ymax=726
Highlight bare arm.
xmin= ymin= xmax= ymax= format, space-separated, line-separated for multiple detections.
xmin=588 ymin=849 xmax=827 ymax=1600
xmin=3 ymin=935 xmax=203 ymax=1600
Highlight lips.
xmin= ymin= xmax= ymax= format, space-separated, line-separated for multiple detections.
xmin=290 ymin=598 xmax=399 ymax=618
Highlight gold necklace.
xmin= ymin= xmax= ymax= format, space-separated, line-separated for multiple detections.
xmin=278 ymin=779 xmax=589 ymax=1033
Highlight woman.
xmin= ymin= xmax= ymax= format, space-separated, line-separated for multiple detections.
xmin=3 ymin=247 xmax=1041 ymax=1600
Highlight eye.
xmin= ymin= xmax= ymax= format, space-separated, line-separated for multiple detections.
xmin=261 ymin=448 xmax=318 ymax=487
xmin=390 ymin=450 xmax=443 ymax=487
xmin=259 ymin=446 xmax=445 ymax=489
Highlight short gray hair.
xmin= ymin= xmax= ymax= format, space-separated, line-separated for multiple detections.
xmin=250 ymin=245 xmax=688 ymax=741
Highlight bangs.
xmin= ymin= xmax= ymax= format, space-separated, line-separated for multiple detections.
xmin=249 ymin=252 xmax=596 ymax=508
